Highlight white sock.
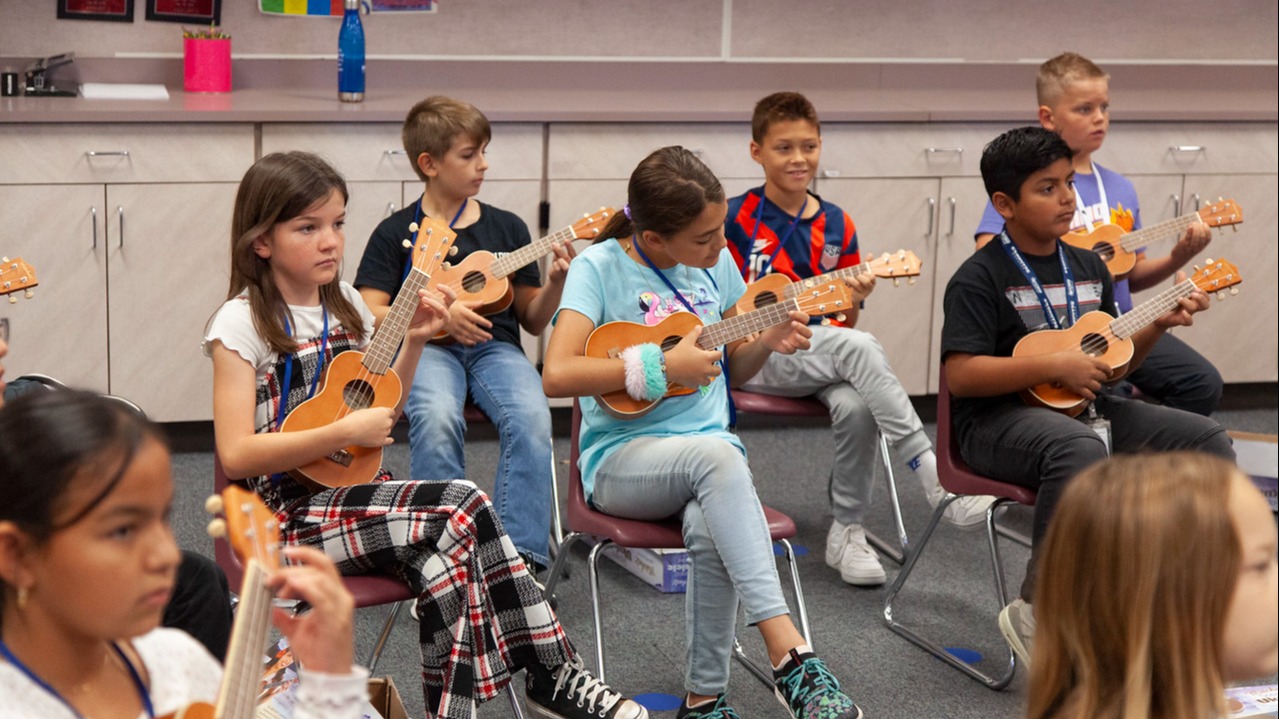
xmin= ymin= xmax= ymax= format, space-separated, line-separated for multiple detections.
xmin=910 ymin=449 xmax=943 ymax=498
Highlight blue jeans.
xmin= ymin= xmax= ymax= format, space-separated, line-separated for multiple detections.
xmin=404 ymin=340 xmax=553 ymax=567
xmin=590 ymin=435 xmax=790 ymax=696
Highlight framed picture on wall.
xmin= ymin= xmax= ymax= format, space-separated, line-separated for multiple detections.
xmin=57 ymin=0 xmax=135 ymax=22
xmin=146 ymin=0 xmax=221 ymax=25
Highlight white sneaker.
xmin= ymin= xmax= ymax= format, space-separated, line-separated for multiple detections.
xmin=824 ymin=520 xmax=886 ymax=586
xmin=998 ymin=598 xmax=1035 ymax=668
xmin=927 ymin=489 xmax=996 ymax=530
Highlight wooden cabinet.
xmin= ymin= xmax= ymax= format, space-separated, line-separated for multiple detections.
xmin=0 ymin=124 xmax=253 ymax=421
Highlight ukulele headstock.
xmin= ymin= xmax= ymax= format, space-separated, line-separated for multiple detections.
xmin=206 ymin=485 xmax=281 ymax=571
xmin=0 ymin=256 xmax=38 ymax=304
xmin=1197 ymin=198 xmax=1243 ymax=231
xmin=1189 ymin=257 xmax=1242 ymax=300
xmin=570 ymin=207 xmax=617 ymax=241
xmin=794 ymin=279 xmax=855 ymax=323
xmin=401 ymin=217 xmax=458 ymax=279
xmin=866 ymin=250 xmax=923 ymax=287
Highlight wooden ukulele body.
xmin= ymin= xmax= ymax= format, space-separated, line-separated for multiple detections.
xmin=1061 ymin=225 xmax=1138 ymax=277
xmin=160 ymin=703 xmax=214 ymax=719
xmin=279 ymin=350 xmax=403 ymax=488
xmin=1013 ymin=310 xmax=1133 ymax=416
xmin=429 ymin=250 xmax=514 ymax=344
xmin=734 ymin=273 xmax=792 ymax=314
xmin=588 ymin=313 xmax=704 ymax=419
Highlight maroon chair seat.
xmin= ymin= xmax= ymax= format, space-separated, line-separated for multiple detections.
xmin=880 ymin=366 xmax=1037 ymax=690
xmin=542 ymin=400 xmax=811 ymax=686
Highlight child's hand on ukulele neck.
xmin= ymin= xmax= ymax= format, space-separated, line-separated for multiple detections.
xmin=1169 ymin=221 xmax=1213 ymax=267
xmin=843 ymin=273 xmax=876 ymax=303
xmin=406 ymin=286 xmax=455 ymax=343
xmin=757 ymin=309 xmax=812 ymax=355
xmin=545 ymin=239 xmax=577 ymax=288
xmin=665 ymin=325 xmax=723 ymax=388
xmin=1155 ymin=271 xmax=1210 ymax=330
xmin=267 ymin=546 xmax=356 ymax=675
xmin=336 ymin=407 xmax=397 ymax=448
xmin=1048 ymin=351 xmax=1112 ymax=401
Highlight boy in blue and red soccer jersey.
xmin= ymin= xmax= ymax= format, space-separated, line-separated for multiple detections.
xmin=725 ymin=92 xmax=995 ymax=588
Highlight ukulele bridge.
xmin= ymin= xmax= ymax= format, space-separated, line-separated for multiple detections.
xmin=325 ymin=449 xmax=354 ymax=467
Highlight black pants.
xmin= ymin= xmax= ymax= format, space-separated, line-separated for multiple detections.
xmin=163 ymin=551 xmax=233 ymax=661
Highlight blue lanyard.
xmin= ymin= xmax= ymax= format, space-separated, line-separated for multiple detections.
xmin=275 ymin=307 xmax=328 ymax=431
xmin=402 ymin=197 xmax=468 ymax=284
xmin=746 ymin=188 xmax=807 ymax=280
xmin=998 ymin=228 xmax=1079 ymax=329
xmin=0 ymin=640 xmax=155 ymax=719
xmin=630 ymin=235 xmax=737 ymax=427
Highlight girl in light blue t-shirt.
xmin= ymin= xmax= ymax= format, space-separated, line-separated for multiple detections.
xmin=543 ymin=146 xmax=865 ymax=719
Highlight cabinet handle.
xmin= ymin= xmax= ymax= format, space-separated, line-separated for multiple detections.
xmin=91 ymin=206 xmax=98 ymax=249
xmin=925 ymin=147 xmax=963 ymax=155
xmin=85 ymin=150 xmax=130 ymax=157
xmin=822 ymin=169 xmax=842 ymax=178
xmin=1171 ymin=194 xmax=1181 ymax=217
xmin=926 ymin=197 xmax=936 ymax=237
xmin=1192 ymin=193 xmax=1201 ymax=212
xmin=1168 ymin=145 xmax=1205 ymax=154
xmin=117 ymin=206 xmax=125 ymax=249
xmin=947 ymin=196 xmax=957 ymax=236
xmin=384 ymin=149 xmax=407 ymax=157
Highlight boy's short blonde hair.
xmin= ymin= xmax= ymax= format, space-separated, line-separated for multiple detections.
xmin=1036 ymin=52 xmax=1109 ymax=106
xmin=401 ymin=95 xmax=492 ymax=182
xmin=751 ymin=91 xmax=820 ymax=144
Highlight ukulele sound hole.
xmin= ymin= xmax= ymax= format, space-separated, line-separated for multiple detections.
xmin=753 ymin=291 xmax=780 ymax=309
xmin=660 ymin=336 xmax=681 ymax=352
xmin=1090 ymin=242 xmax=1117 ymax=262
xmin=1081 ymin=332 xmax=1109 ymax=358
xmin=462 ymin=271 xmax=488 ymax=293
xmin=343 ymin=379 xmax=376 ymax=410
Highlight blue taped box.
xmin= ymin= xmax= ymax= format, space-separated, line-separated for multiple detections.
xmin=1231 ymin=432 xmax=1278 ymax=513
xmin=585 ymin=535 xmax=688 ymax=593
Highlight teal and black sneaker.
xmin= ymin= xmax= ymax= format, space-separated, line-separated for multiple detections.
xmin=773 ymin=648 xmax=863 ymax=719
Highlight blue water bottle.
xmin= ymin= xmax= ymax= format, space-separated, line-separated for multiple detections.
xmin=338 ymin=0 xmax=365 ymax=102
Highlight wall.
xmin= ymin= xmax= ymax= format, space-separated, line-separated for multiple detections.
xmin=1 ymin=0 xmax=1275 ymax=63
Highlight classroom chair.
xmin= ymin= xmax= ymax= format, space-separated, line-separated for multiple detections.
xmin=879 ymin=367 xmax=1037 ymax=690
xmin=541 ymin=400 xmax=812 ymax=687
xmin=729 ymin=389 xmax=911 ymax=564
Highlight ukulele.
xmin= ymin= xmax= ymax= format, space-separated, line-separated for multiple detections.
xmin=0 ymin=256 xmax=38 ymax=303
xmin=431 ymin=207 xmax=615 ymax=341
xmin=281 ymin=218 xmax=456 ymax=489
xmin=590 ymin=280 xmax=856 ymax=419
xmin=1015 ymin=257 xmax=1241 ymax=416
xmin=1060 ymin=198 xmax=1242 ymax=278
xmin=162 ymin=485 xmax=282 ymax=719
xmin=734 ymin=250 xmax=923 ymax=315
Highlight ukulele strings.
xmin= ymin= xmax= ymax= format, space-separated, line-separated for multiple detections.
xmin=1074 ymin=278 xmax=1201 ymax=356
xmin=434 ymin=225 xmax=577 ymax=295
xmin=1117 ymin=213 xmax=1198 ymax=252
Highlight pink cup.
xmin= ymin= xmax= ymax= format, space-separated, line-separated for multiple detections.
xmin=184 ymin=37 xmax=232 ymax=93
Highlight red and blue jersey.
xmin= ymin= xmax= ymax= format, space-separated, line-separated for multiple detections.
xmin=725 ymin=187 xmax=861 ymax=284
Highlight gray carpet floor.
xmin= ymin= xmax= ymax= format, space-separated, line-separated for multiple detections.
xmin=167 ymin=391 xmax=1278 ymax=719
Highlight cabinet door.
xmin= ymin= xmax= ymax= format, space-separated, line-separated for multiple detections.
xmin=1133 ymin=174 xmax=1278 ymax=383
xmin=343 ymin=181 xmax=406 ymax=283
xmin=812 ymin=177 xmax=941 ymax=394
xmin=548 ymin=123 xmax=757 ymax=181
xmin=0 ymin=184 xmax=109 ymax=392
xmin=104 ymin=183 xmax=236 ymax=421
xmin=927 ymin=177 xmax=994 ymax=393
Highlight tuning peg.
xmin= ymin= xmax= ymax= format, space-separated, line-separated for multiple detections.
xmin=1216 ymin=290 xmax=1226 ymax=300
xmin=908 ymin=277 xmax=916 ymax=286
xmin=7 ymin=295 xmax=16 ymax=304
xmin=24 ymin=290 xmax=33 ymax=299
xmin=835 ymin=313 xmax=847 ymax=322
xmin=205 ymin=494 xmax=224 ymax=514
xmin=1229 ymin=287 xmax=1239 ymax=296
xmin=402 ymin=239 xmax=412 ymax=249
xmin=206 ymin=518 xmax=227 ymax=539
xmin=442 ymin=262 xmax=452 ymax=270
xmin=1 ymin=257 xmax=8 ymax=263
xmin=408 ymin=222 xmax=419 ymax=233
xmin=892 ymin=278 xmax=900 ymax=287
xmin=1205 ymin=257 xmax=1215 ymax=265
xmin=448 ymin=246 xmax=458 ymax=256
xmin=820 ymin=318 xmax=831 ymax=326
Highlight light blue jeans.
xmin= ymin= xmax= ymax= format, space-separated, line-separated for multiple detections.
xmin=590 ymin=435 xmax=790 ymax=696
xmin=404 ymin=340 xmax=553 ymax=567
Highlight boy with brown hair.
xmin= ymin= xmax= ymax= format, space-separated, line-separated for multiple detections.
xmin=724 ymin=91 xmax=994 ymax=588
xmin=947 ymin=125 xmax=1233 ymax=669
xmin=355 ymin=96 xmax=573 ymax=578
xmin=975 ymin=52 xmax=1222 ymax=416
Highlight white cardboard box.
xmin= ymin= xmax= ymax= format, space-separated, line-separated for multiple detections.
xmin=1231 ymin=432 xmax=1278 ymax=512
xmin=584 ymin=535 xmax=689 ymax=593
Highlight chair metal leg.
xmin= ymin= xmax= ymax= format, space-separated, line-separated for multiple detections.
xmin=543 ymin=531 xmax=586 ymax=603
xmin=548 ymin=439 xmax=565 ymax=559
xmin=507 ymin=682 xmax=528 ymax=719
xmin=365 ymin=599 xmax=407 ymax=675
xmin=731 ymin=537 xmax=813 ymax=690
xmin=881 ymin=495 xmax=1018 ymax=690
xmin=586 ymin=538 xmax=612 ymax=683
xmin=864 ymin=433 xmax=909 ymax=565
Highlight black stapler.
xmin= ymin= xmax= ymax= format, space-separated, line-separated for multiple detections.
xmin=25 ymin=53 xmax=77 ymax=97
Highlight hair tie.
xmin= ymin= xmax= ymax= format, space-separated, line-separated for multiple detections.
xmin=623 ymin=204 xmax=632 ymax=220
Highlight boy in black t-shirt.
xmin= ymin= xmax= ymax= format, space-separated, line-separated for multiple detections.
xmin=355 ymin=96 xmax=573 ymax=576
xmin=940 ymin=126 xmax=1233 ymax=669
